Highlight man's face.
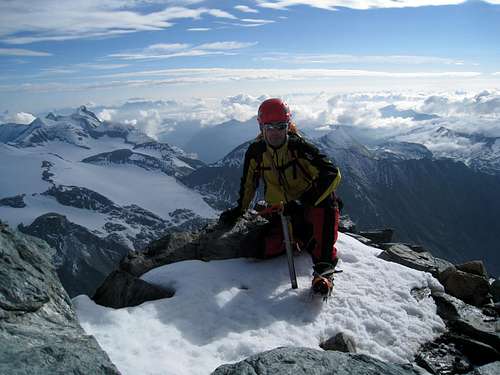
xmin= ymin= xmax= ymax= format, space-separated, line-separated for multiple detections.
xmin=263 ymin=122 xmax=288 ymax=148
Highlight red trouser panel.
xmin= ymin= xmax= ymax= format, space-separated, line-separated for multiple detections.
xmin=305 ymin=205 xmax=338 ymax=263
xmin=262 ymin=205 xmax=339 ymax=265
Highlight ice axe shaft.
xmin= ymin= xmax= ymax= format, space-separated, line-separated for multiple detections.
xmin=257 ymin=202 xmax=298 ymax=289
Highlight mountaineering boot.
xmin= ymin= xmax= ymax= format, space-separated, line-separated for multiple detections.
xmin=311 ymin=273 xmax=333 ymax=297
xmin=311 ymin=262 xmax=335 ymax=299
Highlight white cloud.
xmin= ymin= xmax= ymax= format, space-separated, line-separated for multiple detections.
xmin=235 ymin=5 xmax=259 ymax=13
xmin=240 ymin=18 xmax=275 ymax=24
xmin=1 ymin=111 xmax=37 ymax=124
xmin=0 ymin=1 xmax=237 ymax=44
xmin=0 ymin=48 xmax=52 ymax=57
xmin=97 ymin=108 xmax=117 ymax=122
xmin=258 ymin=53 xmax=466 ymax=65
xmin=109 ymin=41 xmax=257 ymax=60
xmin=197 ymin=41 xmax=258 ymax=50
xmin=187 ymin=27 xmax=211 ymax=31
xmin=254 ymin=1 xmax=500 ymax=11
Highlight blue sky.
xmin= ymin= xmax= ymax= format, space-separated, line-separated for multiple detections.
xmin=1 ymin=0 xmax=500 ymax=113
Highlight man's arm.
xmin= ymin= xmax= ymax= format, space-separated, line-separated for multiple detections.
xmin=297 ymin=140 xmax=341 ymax=206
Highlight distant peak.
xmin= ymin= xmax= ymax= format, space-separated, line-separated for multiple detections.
xmin=46 ymin=112 xmax=58 ymax=121
xmin=74 ymin=105 xmax=101 ymax=125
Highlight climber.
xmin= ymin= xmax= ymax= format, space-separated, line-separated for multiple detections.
xmin=219 ymin=98 xmax=342 ymax=297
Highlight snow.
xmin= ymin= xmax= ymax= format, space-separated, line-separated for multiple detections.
xmin=0 ymin=194 xmax=108 ymax=230
xmin=52 ymin=162 xmax=216 ymax=219
xmin=74 ymin=233 xmax=445 ymax=375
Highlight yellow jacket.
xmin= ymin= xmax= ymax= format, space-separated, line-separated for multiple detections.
xmin=236 ymin=133 xmax=341 ymax=212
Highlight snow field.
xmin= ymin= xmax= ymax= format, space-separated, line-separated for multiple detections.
xmin=74 ymin=232 xmax=446 ymax=375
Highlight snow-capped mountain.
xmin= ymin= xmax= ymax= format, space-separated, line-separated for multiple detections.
xmin=181 ymin=117 xmax=259 ymax=163
xmin=390 ymin=125 xmax=500 ymax=175
xmin=0 ymin=107 xmax=217 ymax=296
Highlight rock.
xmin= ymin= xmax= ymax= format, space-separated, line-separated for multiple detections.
xmin=19 ymin=213 xmax=131 ymax=297
xmin=431 ymin=292 xmax=500 ymax=353
xmin=211 ymin=347 xmax=420 ymax=375
xmin=0 ymin=194 xmax=26 ymax=208
xmin=456 ymin=261 xmax=489 ymax=279
xmin=345 ymin=233 xmax=373 ymax=245
xmin=378 ymin=243 xmax=453 ymax=277
xmin=320 ymin=332 xmax=357 ymax=353
xmin=358 ymin=229 xmax=393 ymax=244
xmin=448 ymin=333 xmax=500 ymax=365
xmin=465 ymin=361 xmax=500 ymax=374
xmin=416 ymin=336 xmax=472 ymax=375
xmin=92 ymin=270 xmax=174 ymax=308
xmin=120 ymin=213 xmax=270 ymax=277
xmin=438 ymin=267 xmax=490 ymax=307
xmin=0 ymin=226 xmax=119 ymax=375
xmin=339 ymin=215 xmax=357 ymax=233
xmin=491 ymin=279 xmax=500 ymax=303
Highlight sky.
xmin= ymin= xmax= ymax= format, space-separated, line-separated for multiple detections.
xmin=74 ymin=232 xmax=445 ymax=375
xmin=1 ymin=0 xmax=500 ymax=114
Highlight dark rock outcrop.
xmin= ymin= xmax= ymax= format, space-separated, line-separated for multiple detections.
xmin=120 ymin=214 xmax=267 ymax=277
xmin=0 ymin=224 xmax=119 ymax=374
xmin=93 ymin=270 xmax=174 ymax=308
xmin=456 ymin=261 xmax=489 ymax=279
xmin=358 ymin=229 xmax=393 ymax=244
xmin=211 ymin=347 xmax=421 ymax=375
xmin=378 ymin=243 xmax=453 ymax=277
xmin=431 ymin=292 xmax=500 ymax=354
xmin=465 ymin=361 xmax=500 ymax=374
xmin=491 ymin=279 xmax=500 ymax=303
xmin=438 ymin=267 xmax=491 ymax=307
xmin=0 ymin=194 xmax=26 ymax=208
xmin=19 ymin=213 xmax=130 ymax=297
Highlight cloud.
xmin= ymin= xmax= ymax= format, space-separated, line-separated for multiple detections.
xmin=258 ymin=53 xmax=466 ymax=65
xmin=0 ymin=48 xmax=52 ymax=57
xmin=109 ymin=41 xmax=257 ymax=60
xmin=1 ymin=111 xmax=36 ymax=124
xmin=254 ymin=1 xmax=500 ymax=11
xmin=187 ymin=27 xmax=211 ymax=31
xmin=0 ymin=1 xmax=237 ymax=44
xmin=235 ymin=5 xmax=259 ymax=13
xmin=197 ymin=41 xmax=258 ymax=50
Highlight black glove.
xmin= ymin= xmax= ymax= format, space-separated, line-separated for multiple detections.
xmin=218 ymin=207 xmax=241 ymax=226
xmin=283 ymin=200 xmax=303 ymax=217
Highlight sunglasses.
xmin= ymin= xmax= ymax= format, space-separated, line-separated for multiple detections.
xmin=263 ymin=122 xmax=288 ymax=131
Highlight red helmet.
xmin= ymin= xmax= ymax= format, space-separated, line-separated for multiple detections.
xmin=257 ymin=98 xmax=291 ymax=125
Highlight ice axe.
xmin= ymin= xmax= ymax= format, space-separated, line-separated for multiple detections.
xmin=257 ymin=202 xmax=298 ymax=289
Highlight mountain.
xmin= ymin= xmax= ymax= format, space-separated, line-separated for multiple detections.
xmin=0 ymin=106 xmax=217 ymax=296
xmin=0 ymin=122 xmax=29 ymax=143
xmin=390 ymin=125 xmax=500 ymax=175
xmin=379 ymin=104 xmax=439 ymax=121
xmin=182 ymin=117 xmax=259 ymax=163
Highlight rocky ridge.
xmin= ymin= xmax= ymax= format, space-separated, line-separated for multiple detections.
xmin=0 ymin=222 xmax=119 ymax=375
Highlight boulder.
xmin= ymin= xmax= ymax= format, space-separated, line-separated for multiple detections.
xmin=120 ymin=213 xmax=270 ymax=277
xmin=92 ymin=270 xmax=174 ymax=308
xmin=320 ymin=332 xmax=357 ymax=353
xmin=490 ymin=279 xmax=500 ymax=303
xmin=211 ymin=347 xmax=420 ymax=375
xmin=456 ymin=261 xmax=489 ymax=279
xmin=465 ymin=361 xmax=500 ymax=374
xmin=0 ymin=225 xmax=119 ymax=374
xmin=431 ymin=292 xmax=500 ymax=353
xmin=358 ymin=229 xmax=393 ymax=244
xmin=378 ymin=243 xmax=453 ymax=277
xmin=438 ymin=267 xmax=490 ymax=307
